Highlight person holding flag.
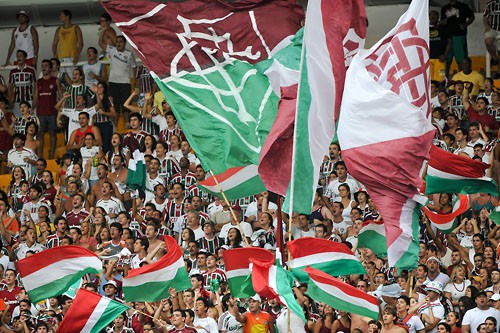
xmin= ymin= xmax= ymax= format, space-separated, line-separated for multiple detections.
xmin=228 ymin=295 xmax=276 ymax=333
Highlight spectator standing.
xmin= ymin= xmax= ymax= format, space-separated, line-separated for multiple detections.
xmin=97 ymin=13 xmax=117 ymax=57
xmin=4 ymin=11 xmax=39 ymax=68
xmin=461 ymin=291 xmax=500 ymax=333
xmin=8 ymin=50 xmax=36 ymax=117
xmin=484 ymin=0 xmax=500 ymax=64
xmin=430 ymin=10 xmax=451 ymax=82
xmin=82 ymin=47 xmax=107 ymax=89
xmin=101 ymin=36 xmax=137 ymax=128
xmin=441 ymin=0 xmax=475 ymax=75
xmin=452 ymin=58 xmax=485 ymax=97
xmin=0 ymin=98 xmax=15 ymax=157
xmin=7 ymin=133 xmax=37 ymax=178
xmin=34 ymin=59 xmax=61 ymax=159
xmin=52 ymin=9 xmax=83 ymax=74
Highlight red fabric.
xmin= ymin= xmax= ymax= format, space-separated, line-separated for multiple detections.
xmin=101 ymin=0 xmax=304 ymax=77
xmin=467 ymin=105 xmax=498 ymax=132
xmin=36 ymin=76 xmax=58 ymax=116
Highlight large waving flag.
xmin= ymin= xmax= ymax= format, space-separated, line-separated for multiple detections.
xmin=337 ymin=0 xmax=434 ymax=269
xmin=57 ymin=289 xmax=128 ymax=333
xmin=280 ymin=0 xmax=367 ymax=213
xmin=102 ymin=0 xmax=304 ymax=200
xmin=17 ymin=246 xmax=102 ymax=303
xmin=426 ymin=145 xmax=498 ymax=196
xmin=357 ymin=220 xmax=387 ymax=258
xmin=251 ymin=259 xmax=306 ymax=322
xmin=260 ymin=0 xmax=366 ymax=200
xmin=422 ymin=194 xmax=469 ymax=233
xmin=305 ymin=267 xmax=379 ymax=320
xmin=122 ymin=236 xmax=191 ymax=301
xmin=287 ymin=237 xmax=365 ymax=282
xmin=222 ymin=247 xmax=274 ymax=298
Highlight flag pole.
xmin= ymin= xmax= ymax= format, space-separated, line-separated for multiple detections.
xmin=209 ymin=171 xmax=250 ymax=246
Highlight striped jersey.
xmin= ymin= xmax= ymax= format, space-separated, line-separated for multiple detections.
xmin=202 ymin=268 xmax=227 ymax=291
xmin=124 ymin=130 xmax=149 ymax=149
xmin=485 ymin=0 xmax=500 ymax=31
xmin=198 ymin=236 xmax=224 ymax=253
xmin=136 ymin=66 xmax=154 ymax=94
xmin=170 ymin=172 xmax=197 ymax=193
xmin=164 ymin=199 xmax=186 ymax=231
xmin=66 ymin=84 xmax=93 ymax=109
xmin=94 ymin=97 xmax=114 ymax=123
xmin=13 ymin=115 xmax=39 ymax=135
xmin=449 ymin=95 xmax=466 ymax=120
xmin=9 ymin=65 xmax=36 ymax=102
xmin=158 ymin=157 xmax=180 ymax=183
xmin=45 ymin=234 xmax=62 ymax=248
xmin=188 ymin=184 xmax=211 ymax=208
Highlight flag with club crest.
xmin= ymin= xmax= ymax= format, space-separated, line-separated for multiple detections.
xmin=101 ymin=0 xmax=304 ymax=200
xmin=337 ymin=0 xmax=435 ymax=269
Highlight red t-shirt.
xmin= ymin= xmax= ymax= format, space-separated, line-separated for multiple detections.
xmin=0 ymin=112 xmax=14 ymax=152
xmin=36 ymin=76 xmax=58 ymax=116
xmin=0 ymin=286 xmax=22 ymax=313
xmin=467 ymin=106 xmax=499 ymax=133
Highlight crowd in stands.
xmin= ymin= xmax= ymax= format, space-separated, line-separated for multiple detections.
xmin=2 ymin=0 xmax=500 ymax=332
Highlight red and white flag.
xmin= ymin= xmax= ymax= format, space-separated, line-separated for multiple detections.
xmin=57 ymin=289 xmax=128 ymax=333
xmin=337 ymin=0 xmax=435 ymax=268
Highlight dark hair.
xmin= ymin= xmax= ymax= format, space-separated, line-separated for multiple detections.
xmin=477 ymin=96 xmax=489 ymax=105
xmin=100 ymin=13 xmax=112 ymax=22
xmin=109 ymin=222 xmax=123 ymax=234
xmin=227 ymin=227 xmax=243 ymax=247
xmin=19 ymin=101 xmax=31 ymax=109
xmin=25 ymin=121 xmax=38 ymax=136
xmin=196 ymin=297 xmax=210 ymax=309
xmin=469 ymin=122 xmax=480 ymax=130
xmin=116 ymin=35 xmax=127 ymax=43
xmin=129 ymin=112 xmax=142 ymax=123
xmin=437 ymin=322 xmax=452 ymax=332
xmin=87 ymin=47 xmax=98 ymax=54
xmin=61 ymin=9 xmax=72 ymax=19
xmin=16 ymin=50 xmax=27 ymax=58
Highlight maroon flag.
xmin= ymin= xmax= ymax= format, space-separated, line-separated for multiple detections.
xmin=100 ymin=0 xmax=304 ymax=78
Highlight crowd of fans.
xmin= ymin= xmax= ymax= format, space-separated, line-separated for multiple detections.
xmin=1 ymin=0 xmax=500 ymax=332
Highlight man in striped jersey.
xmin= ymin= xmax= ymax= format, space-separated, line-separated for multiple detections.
xmin=320 ymin=142 xmax=341 ymax=187
xmin=8 ymin=101 xmax=38 ymax=136
xmin=202 ymin=253 xmax=227 ymax=291
xmin=153 ymin=110 xmax=185 ymax=148
xmin=198 ymin=221 xmax=223 ymax=254
xmin=124 ymin=113 xmax=148 ymax=148
xmin=165 ymin=182 xmax=186 ymax=240
xmin=155 ymin=141 xmax=180 ymax=184
xmin=170 ymin=157 xmax=197 ymax=196
xmin=145 ymin=157 xmax=166 ymax=202
xmin=8 ymin=50 xmax=36 ymax=117
xmin=45 ymin=217 xmax=67 ymax=248
xmin=484 ymin=0 xmax=500 ymax=63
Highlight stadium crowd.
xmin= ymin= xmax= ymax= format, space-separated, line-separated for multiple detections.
xmin=2 ymin=0 xmax=500 ymax=332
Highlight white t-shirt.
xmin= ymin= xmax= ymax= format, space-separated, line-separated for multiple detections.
xmin=82 ymin=61 xmax=104 ymax=88
xmin=325 ymin=177 xmax=361 ymax=201
xmin=80 ymin=146 xmax=100 ymax=180
xmin=244 ymin=201 xmax=278 ymax=218
xmin=61 ymin=107 xmax=97 ymax=140
xmin=417 ymin=301 xmax=445 ymax=333
xmin=193 ymin=316 xmax=218 ymax=333
xmin=218 ymin=311 xmax=243 ymax=333
xmin=276 ymin=309 xmax=306 ymax=333
xmin=443 ymin=280 xmax=470 ymax=311
xmin=107 ymin=45 xmax=136 ymax=84
xmin=462 ymin=307 xmax=500 ymax=333
xmin=400 ymin=315 xmax=425 ymax=333
xmin=95 ymin=197 xmax=125 ymax=223
xmin=219 ymin=222 xmax=253 ymax=240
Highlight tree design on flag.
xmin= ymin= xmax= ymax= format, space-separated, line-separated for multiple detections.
xmin=363 ymin=19 xmax=430 ymax=116
xmin=159 ymin=11 xmax=279 ymax=172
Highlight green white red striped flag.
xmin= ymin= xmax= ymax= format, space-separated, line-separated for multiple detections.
xmin=57 ymin=289 xmax=128 ymax=333
xmin=222 ymin=247 xmax=274 ymax=298
xmin=422 ymin=194 xmax=469 ymax=233
xmin=287 ymin=237 xmax=365 ymax=282
xmin=17 ymin=246 xmax=102 ymax=303
xmin=283 ymin=0 xmax=367 ymax=214
xmin=305 ymin=266 xmax=379 ymax=320
xmin=123 ymin=236 xmax=191 ymax=301
xmin=357 ymin=220 xmax=387 ymax=258
xmin=197 ymin=165 xmax=265 ymax=201
xmin=426 ymin=145 xmax=498 ymax=196
xmin=251 ymin=259 xmax=306 ymax=322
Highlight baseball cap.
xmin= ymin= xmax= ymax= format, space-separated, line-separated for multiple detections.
xmin=16 ymin=10 xmax=29 ymax=19
xmin=426 ymin=256 xmax=441 ymax=265
xmin=250 ymin=294 xmax=261 ymax=302
xmin=470 ymin=276 xmax=483 ymax=284
xmin=490 ymin=293 xmax=500 ymax=302
xmin=104 ymin=280 xmax=118 ymax=289
xmin=424 ymin=281 xmax=443 ymax=294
